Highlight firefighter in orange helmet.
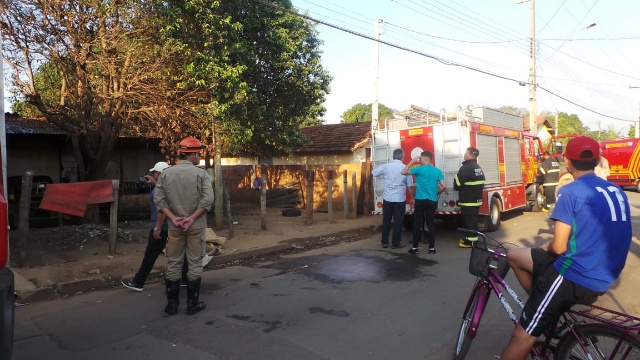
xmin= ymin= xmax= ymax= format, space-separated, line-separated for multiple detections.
xmin=154 ymin=137 xmax=214 ymax=316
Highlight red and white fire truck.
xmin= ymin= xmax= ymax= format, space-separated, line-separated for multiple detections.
xmin=600 ymin=137 xmax=640 ymax=192
xmin=0 ymin=101 xmax=13 ymax=359
xmin=371 ymin=105 xmax=545 ymax=231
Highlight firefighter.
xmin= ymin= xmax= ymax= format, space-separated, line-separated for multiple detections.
xmin=538 ymin=149 xmax=561 ymax=212
xmin=455 ymin=147 xmax=486 ymax=248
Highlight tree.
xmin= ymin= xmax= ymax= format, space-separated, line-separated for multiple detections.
xmin=341 ymin=103 xmax=394 ymax=123
xmin=497 ymin=106 xmax=527 ymax=117
xmin=1 ymin=0 xmax=180 ymax=181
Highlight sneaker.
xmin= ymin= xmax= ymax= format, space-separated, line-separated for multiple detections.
xmin=408 ymin=247 xmax=419 ymax=254
xmin=381 ymin=243 xmax=389 ymax=248
xmin=429 ymin=248 xmax=436 ymax=254
xmin=121 ymin=277 xmax=143 ymax=292
xmin=542 ymin=207 xmax=549 ymax=213
xmin=458 ymin=239 xmax=473 ymax=248
xmin=391 ymin=243 xmax=406 ymax=249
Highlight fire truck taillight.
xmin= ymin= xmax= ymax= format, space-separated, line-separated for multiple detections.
xmin=377 ymin=202 xmax=383 ymax=209
xmin=449 ymin=200 xmax=456 ymax=207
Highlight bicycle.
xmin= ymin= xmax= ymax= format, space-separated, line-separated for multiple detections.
xmin=453 ymin=228 xmax=640 ymax=360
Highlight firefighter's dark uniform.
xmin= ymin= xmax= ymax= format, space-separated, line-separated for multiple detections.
xmin=454 ymin=159 xmax=485 ymax=246
xmin=538 ymin=156 xmax=560 ymax=209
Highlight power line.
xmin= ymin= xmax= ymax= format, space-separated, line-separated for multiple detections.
xmin=254 ymin=0 xmax=633 ymax=122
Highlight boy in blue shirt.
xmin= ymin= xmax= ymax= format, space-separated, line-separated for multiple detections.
xmin=501 ymin=136 xmax=632 ymax=359
xmin=401 ymin=151 xmax=446 ymax=255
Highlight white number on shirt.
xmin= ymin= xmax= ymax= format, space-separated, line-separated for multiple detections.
xmin=596 ymin=186 xmax=627 ymax=222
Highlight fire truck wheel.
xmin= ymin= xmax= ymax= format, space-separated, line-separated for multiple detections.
xmin=530 ymin=185 xmax=544 ymax=212
xmin=479 ymin=197 xmax=501 ymax=232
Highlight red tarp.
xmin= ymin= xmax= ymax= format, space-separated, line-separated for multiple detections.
xmin=39 ymin=180 xmax=115 ymax=217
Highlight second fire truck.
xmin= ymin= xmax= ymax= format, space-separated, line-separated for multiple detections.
xmin=371 ymin=105 xmax=545 ymax=231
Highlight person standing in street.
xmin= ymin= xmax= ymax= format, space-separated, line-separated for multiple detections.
xmin=372 ymin=148 xmax=415 ymax=249
xmin=154 ymin=137 xmax=214 ymax=316
xmin=454 ymin=147 xmax=486 ymax=248
xmin=401 ymin=151 xmax=446 ymax=255
xmin=538 ymin=150 xmax=561 ymax=212
xmin=500 ymin=136 xmax=631 ymax=359
xmin=594 ymin=148 xmax=610 ymax=180
xmin=121 ymin=162 xmax=188 ymax=291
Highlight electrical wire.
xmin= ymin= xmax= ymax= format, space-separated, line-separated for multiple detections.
xmin=262 ymin=0 xmax=635 ymax=122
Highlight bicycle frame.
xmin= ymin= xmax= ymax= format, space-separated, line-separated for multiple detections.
xmin=460 ymin=246 xmax=640 ymax=359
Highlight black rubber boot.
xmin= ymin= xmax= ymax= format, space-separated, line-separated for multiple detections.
xmin=186 ymin=278 xmax=206 ymax=315
xmin=164 ymin=279 xmax=181 ymax=316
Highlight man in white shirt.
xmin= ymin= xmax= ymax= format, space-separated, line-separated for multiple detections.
xmin=372 ymin=148 xmax=414 ymax=249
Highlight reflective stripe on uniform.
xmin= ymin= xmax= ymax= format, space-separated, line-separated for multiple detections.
xmin=454 ymin=175 xmax=461 ymax=187
xmin=466 ymin=236 xmax=478 ymax=241
xmin=546 ymin=169 xmax=560 ymax=173
xmin=465 ymin=180 xmax=485 ymax=186
xmin=543 ymin=182 xmax=559 ymax=187
xmin=459 ymin=202 xmax=482 ymax=206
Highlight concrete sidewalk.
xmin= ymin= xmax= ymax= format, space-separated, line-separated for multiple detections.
xmin=12 ymin=211 xmax=379 ymax=304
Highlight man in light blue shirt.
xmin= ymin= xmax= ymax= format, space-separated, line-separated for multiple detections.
xmin=372 ymin=148 xmax=414 ymax=248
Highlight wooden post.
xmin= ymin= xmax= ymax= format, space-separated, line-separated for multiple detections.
xmin=109 ymin=179 xmax=119 ymax=255
xmin=260 ymin=173 xmax=267 ymax=230
xmin=224 ymin=181 xmax=234 ymax=238
xmin=343 ymin=169 xmax=348 ymax=219
xmin=327 ymin=170 xmax=333 ymax=223
xmin=18 ymin=170 xmax=33 ymax=266
xmin=363 ymin=161 xmax=371 ymax=215
xmin=351 ymin=171 xmax=357 ymax=219
xmin=304 ymin=170 xmax=315 ymax=225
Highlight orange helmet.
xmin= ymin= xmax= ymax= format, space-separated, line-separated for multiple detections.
xmin=178 ymin=137 xmax=203 ymax=153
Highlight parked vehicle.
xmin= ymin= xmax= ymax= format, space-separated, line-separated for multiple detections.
xmin=0 ymin=112 xmax=14 ymax=359
xmin=371 ymin=105 xmax=545 ymax=231
xmin=600 ymin=137 xmax=640 ymax=192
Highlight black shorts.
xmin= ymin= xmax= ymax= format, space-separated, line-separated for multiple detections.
xmin=519 ymin=248 xmax=603 ymax=336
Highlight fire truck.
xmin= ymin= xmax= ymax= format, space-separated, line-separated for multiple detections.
xmin=371 ymin=105 xmax=545 ymax=231
xmin=600 ymin=137 xmax=640 ymax=192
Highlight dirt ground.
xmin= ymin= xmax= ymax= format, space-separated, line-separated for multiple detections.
xmin=9 ymin=204 xmax=376 ymax=289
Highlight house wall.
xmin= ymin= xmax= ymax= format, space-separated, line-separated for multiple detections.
xmin=222 ymin=163 xmax=365 ymax=212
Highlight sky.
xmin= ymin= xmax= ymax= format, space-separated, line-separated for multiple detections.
xmin=290 ymin=0 xmax=640 ymax=135
xmin=3 ymin=0 xmax=639 ymax=136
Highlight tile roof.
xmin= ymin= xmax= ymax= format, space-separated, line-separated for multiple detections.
xmin=5 ymin=113 xmax=67 ymax=135
xmin=299 ymin=122 xmax=371 ymax=153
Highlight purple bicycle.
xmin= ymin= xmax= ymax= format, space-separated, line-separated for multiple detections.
xmin=454 ymin=228 xmax=640 ymax=360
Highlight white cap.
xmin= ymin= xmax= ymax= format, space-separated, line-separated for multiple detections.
xmin=149 ymin=161 xmax=170 ymax=173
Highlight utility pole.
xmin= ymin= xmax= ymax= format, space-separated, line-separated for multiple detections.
xmin=528 ymin=0 xmax=537 ymax=133
xmin=518 ymin=0 xmax=536 ymax=133
xmin=631 ymin=86 xmax=640 ymax=139
xmin=372 ymin=18 xmax=382 ymax=127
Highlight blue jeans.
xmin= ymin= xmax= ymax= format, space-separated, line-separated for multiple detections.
xmin=412 ymin=199 xmax=437 ymax=249
xmin=382 ymin=200 xmax=406 ymax=246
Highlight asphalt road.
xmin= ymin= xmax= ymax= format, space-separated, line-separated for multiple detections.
xmin=12 ymin=190 xmax=640 ymax=360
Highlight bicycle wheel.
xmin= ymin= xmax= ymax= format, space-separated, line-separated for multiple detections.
xmin=556 ymin=324 xmax=640 ymax=359
xmin=453 ymin=284 xmax=489 ymax=360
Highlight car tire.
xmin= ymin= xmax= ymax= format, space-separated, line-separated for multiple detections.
xmin=282 ymin=208 xmax=302 ymax=217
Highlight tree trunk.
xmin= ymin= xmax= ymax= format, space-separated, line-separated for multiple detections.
xmin=213 ymin=126 xmax=223 ymax=229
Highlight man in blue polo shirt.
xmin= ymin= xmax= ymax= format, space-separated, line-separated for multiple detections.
xmin=501 ymin=136 xmax=632 ymax=359
xmin=402 ymin=151 xmax=446 ymax=255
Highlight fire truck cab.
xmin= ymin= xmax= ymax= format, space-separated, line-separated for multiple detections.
xmin=371 ymin=105 xmax=544 ymax=231
xmin=601 ymin=137 xmax=640 ymax=192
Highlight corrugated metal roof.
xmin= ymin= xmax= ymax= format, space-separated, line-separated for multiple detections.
xmin=5 ymin=114 xmax=67 ymax=135
xmin=298 ymin=122 xmax=371 ymax=153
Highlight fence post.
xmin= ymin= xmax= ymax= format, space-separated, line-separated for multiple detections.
xmin=109 ymin=179 xmax=120 ymax=255
xmin=304 ymin=170 xmax=315 ymax=226
xmin=343 ymin=170 xmax=348 ymax=219
xmin=18 ymin=170 xmax=33 ymax=266
xmin=351 ymin=171 xmax=357 ymax=219
xmin=327 ymin=170 xmax=333 ymax=223
xmin=363 ymin=161 xmax=371 ymax=215
xmin=260 ymin=173 xmax=267 ymax=230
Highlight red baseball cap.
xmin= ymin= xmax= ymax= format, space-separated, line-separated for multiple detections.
xmin=564 ymin=136 xmax=600 ymax=162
